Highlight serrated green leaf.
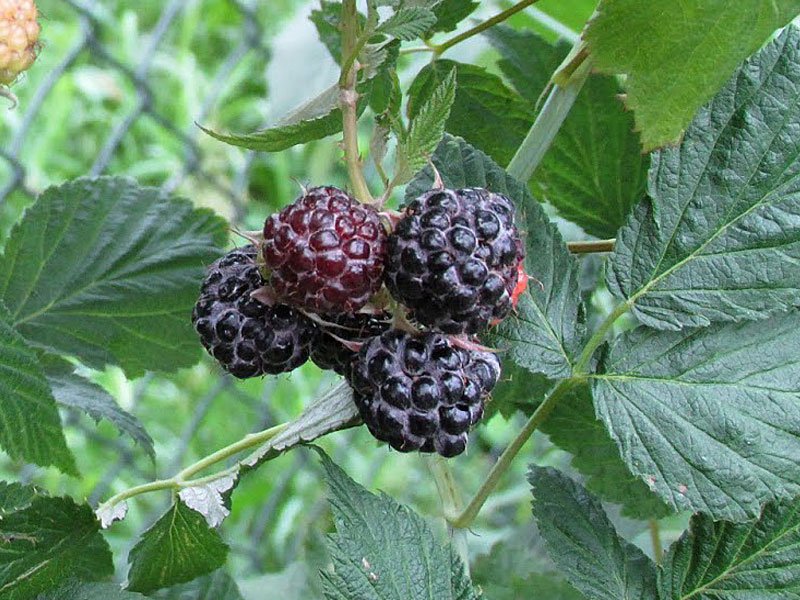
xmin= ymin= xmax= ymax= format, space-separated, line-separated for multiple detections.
xmin=486 ymin=27 xmax=648 ymax=238
xmin=0 ymin=177 xmax=226 ymax=377
xmin=0 ymin=495 xmax=113 ymax=600
xmin=126 ymin=501 xmax=229 ymax=594
xmin=406 ymin=60 xmax=534 ymax=166
xmin=0 ymin=303 xmax=76 ymax=475
xmin=529 ymin=467 xmax=658 ymax=600
xmin=585 ymin=0 xmax=800 ymax=150
xmin=377 ymin=7 xmax=436 ymax=40
xmin=37 ymin=580 xmax=146 ymax=599
xmin=150 ymin=570 xmax=244 ymax=600
xmin=608 ymin=27 xmax=800 ymax=329
xmin=486 ymin=359 xmax=552 ymax=419
xmin=0 ymin=482 xmax=37 ymax=513
xmin=406 ymin=134 xmax=584 ymax=379
xmin=541 ymin=383 xmax=672 ymax=520
xmin=395 ymin=67 xmax=456 ymax=183
xmin=310 ymin=1 xmax=346 ymax=61
xmin=430 ymin=0 xmax=479 ymax=33
xmin=659 ymin=496 xmax=800 ymax=599
xmin=316 ymin=449 xmax=478 ymax=600
xmin=592 ymin=312 xmax=800 ymax=521
xmin=41 ymin=355 xmax=154 ymax=459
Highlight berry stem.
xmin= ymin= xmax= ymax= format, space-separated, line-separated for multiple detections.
xmin=431 ymin=0 xmax=541 ymax=58
xmin=340 ymin=0 xmax=373 ymax=204
xmin=649 ymin=519 xmax=663 ymax=565
xmin=426 ymin=455 xmax=470 ymax=574
xmin=449 ymin=377 xmax=581 ymax=529
xmin=567 ymin=239 xmax=615 ymax=254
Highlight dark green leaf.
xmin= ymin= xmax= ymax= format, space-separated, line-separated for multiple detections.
xmin=406 ymin=135 xmax=584 ymax=379
xmin=0 ymin=303 xmax=76 ymax=475
xmin=317 ymin=449 xmax=478 ymax=600
xmin=407 ymin=60 xmax=534 ymax=166
xmin=395 ymin=67 xmax=456 ymax=183
xmin=541 ymin=383 xmax=672 ymax=520
xmin=592 ymin=312 xmax=800 ymax=520
xmin=608 ymin=27 xmax=800 ymax=329
xmin=430 ymin=0 xmax=479 ymax=33
xmin=0 ymin=482 xmax=37 ymax=513
xmin=150 ymin=570 xmax=244 ymax=600
xmin=42 ymin=355 xmax=154 ymax=459
xmin=377 ymin=8 xmax=436 ymax=40
xmin=310 ymin=1 xmax=346 ymax=61
xmin=486 ymin=359 xmax=552 ymax=419
xmin=126 ymin=501 xmax=229 ymax=594
xmin=486 ymin=27 xmax=648 ymax=238
xmin=659 ymin=496 xmax=800 ymax=599
xmin=0 ymin=495 xmax=113 ymax=600
xmin=0 ymin=177 xmax=226 ymax=376
xmin=585 ymin=0 xmax=800 ymax=149
xmin=529 ymin=467 xmax=658 ymax=600
xmin=37 ymin=580 xmax=146 ymax=599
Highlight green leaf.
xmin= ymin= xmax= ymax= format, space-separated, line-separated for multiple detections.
xmin=486 ymin=27 xmax=648 ymax=238
xmin=529 ymin=467 xmax=658 ymax=600
xmin=0 ymin=482 xmax=37 ymax=513
xmin=608 ymin=27 xmax=800 ymax=329
xmin=0 ymin=177 xmax=226 ymax=376
xmin=317 ymin=449 xmax=478 ymax=600
xmin=0 ymin=494 xmax=113 ymax=600
xmin=659 ymin=496 xmax=800 ymax=599
xmin=486 ymin=359 xmax=552 ymax=419
xmin=0 ymin=303 xmax=76 ymax=475
xmin=41 ymin=355 xmax=154 ymax=459
xmin=406 ymin=134 xmax=584 ymax=379
xmin=541 ymin=383 xmax=672 ymax=520
xmin=126 ymin=501 xmax=229 ymax=594
xmin=592 ymin=312 xmax=800 ymax=521
xmin=37 ymin=581 xmax=146 ymax=599
xmin=585 ymin=0 xmax=800 ymax=150
xmin=377 ymin=8 xmax=436 ymax=40
xmin=150 ymin=570 xmax=244 ymax=600
xmin=310 ymin=1 xmax=346 ymax=61
xmin=395 ymin=67 xmax=457 ymax=183
xmin=407 ymin=60 xmax=534 ymax=166
xmin=430 ymin=0 xmax=479 ymax=33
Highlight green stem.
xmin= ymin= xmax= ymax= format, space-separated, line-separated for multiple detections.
xmin=427 ymin=455 xmax=470 ymax=574
xmin=340 ymin=0 xmax=372 ymax=203
xmin=649 ymin=519 xmax=663 ymax=565
xmin=506 ymin=58 xmax=591 ymax=182
xmin=450 ymin=378 xmax=580 ymax=529
xmin=573 ymin=301 xmax=630 ymax=374
xmin=567 ymin=239 xmax=615 ymax=254
xmin=432 ymin=0 xmax=540 ymax=58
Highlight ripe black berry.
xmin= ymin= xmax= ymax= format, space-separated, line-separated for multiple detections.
xmin=192 ymin=246 xmax=317 ymax=378
xmin=310 ymin=311 xmax=391 ymax=376
xmin=384 ymin=187 xmax=524 ymax=333
xmin=262 ymin=186 xmax=386 ymax=314
xmin=349 ymin=329 xmax=501 ymax=457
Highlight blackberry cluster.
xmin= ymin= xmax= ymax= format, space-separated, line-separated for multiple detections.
xmin=384 ymin=187 xmax=525 ymax=333
xmin=349 ymin=330 xmax=501 ymax=457
xmin=192 ymin=184 xmax=524 ymax=458
xmin=192 ymin=246 xmax=317 ymax=378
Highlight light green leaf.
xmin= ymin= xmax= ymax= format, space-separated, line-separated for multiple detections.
xmin=0 ymin=303 xmax=76 ymax=475
xmin=37 ymin=581 xmax=146 ymax=599
xmin=406 ymin=134 xmax=584 ymax=379
xmin=486 ymin=27 xmax=648 ymax=238
xmin=395 ymin=67 xmax=456 ymax=183
xmin=592 ymin=312 xmax=800 ymax=520
xmin=150 ymin=570 xmax=244 ymax=600
xmin=529 ymin=467 xmax=658 ymax=600
xmin=0 ymin=177 xmax=226 ymax=376
xmin=41 ymin=355 xmax=154 ymax=459
xmin=406 ymin=60 xmax=534 ymax=166
xmin=126 ymin=501 xmax=229 ymax=594
xmin=585 ymin=0 xmax=800 ymax=149
xmin=608 ymin=27 xmax=800 ymax=329
xmin=541 ymin=383 xmax=672 ymax=520
xmin=659 ymin=496 xmax=800 ymax=599
xmin=317 ymin=449 xmax=478 ymax=600
xmin=0 ymin=494 xmax=113 ymax=600
xmin=377 ymin=8 xmax=436 ymax=40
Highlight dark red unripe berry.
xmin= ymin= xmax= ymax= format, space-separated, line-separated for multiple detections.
xmin=384 ymin=187 xmax=524 ymax=334
xmin=349 ymin=329 xmax=501 ymax=458
xmin=262 ymin=186 xmax=386 ymax=314
xmin=192 ymin=246 xmax=317 ymax=378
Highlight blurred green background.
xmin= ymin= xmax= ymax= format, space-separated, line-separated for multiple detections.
xmin=0 ymin=1 xmax=686 ymax=597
